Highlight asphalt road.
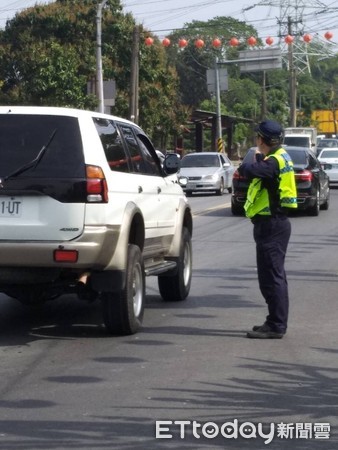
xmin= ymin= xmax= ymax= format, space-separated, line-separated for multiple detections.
xmin=1 ymin=190 xmax=338 ymax=449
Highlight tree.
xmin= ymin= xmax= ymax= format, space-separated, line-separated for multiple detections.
xmin=166 ymin=17 xmax=259 ymax=108
xmin=0 ymin=0 xmax=186 ymax=148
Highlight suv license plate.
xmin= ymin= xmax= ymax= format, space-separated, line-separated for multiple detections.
xmin=0 ymin=197 xmax=22 ymax=217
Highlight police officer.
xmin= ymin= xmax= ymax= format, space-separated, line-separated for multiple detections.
xmin=238 ymin=120 xmax=297 ymax=339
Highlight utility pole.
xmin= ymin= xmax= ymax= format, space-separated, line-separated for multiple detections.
xmin=215 ymin=57 xmax=223 ymax=150
xmin=261 ymin=71 xmax=267 ymax=120
xmin=288 ymin=16 xmax=297 ymax=126
xmin=96 ymin=0 xmax=108 ymax=113
xmin=130 ymin=26 xmax=140 ymax=123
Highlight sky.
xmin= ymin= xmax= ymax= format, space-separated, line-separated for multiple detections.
xmin=0 ymin=0 xmax=337 ymax=49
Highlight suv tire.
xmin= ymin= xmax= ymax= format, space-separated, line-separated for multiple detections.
xmin=158 ymin=227 xmax=192 ymax=302
xmin=101 ymin=244 xmax=145 ymax=335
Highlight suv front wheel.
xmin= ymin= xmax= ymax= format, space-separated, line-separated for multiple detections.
xmin=158 ymin=227 xmax=192 ymax=302
xmin=101 ymin=244 xmax=145 ymax=335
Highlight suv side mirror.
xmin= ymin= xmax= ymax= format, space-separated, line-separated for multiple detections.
xmin=163 ymin=153 xmax=180 ymax=174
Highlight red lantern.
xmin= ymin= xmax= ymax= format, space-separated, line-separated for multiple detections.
xmin=247 ymin=36 xmax=257 ymax=46
xmin=162 ymin=38 xmax=171 ymax=47
xmin=212 ymin=38 xmax=222 ymax=48
xmin=178 ymin=38 xmax=188 ymax=48
xmin=145 ymin=37 xmax=154 ymax=46
xmin=229 ymin=37 xmax=239 ymax=47
xmin=325 ymin=31 xmax=333 ymax=40
xmin=303 ymin=34 xmax=312 ymax=43
xmin=265 ymin=36 xmax=274 ymax=46
xmin=285 ymin=35 xmax=294 ymax=44
xmin=195 ymin=39 xmax=205 ymax=49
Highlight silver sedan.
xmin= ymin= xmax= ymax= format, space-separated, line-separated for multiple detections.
xmin=178 ymin=152 xmax=235 ymax=196
xmin=318 ymin=148 xmax=338 ymax=186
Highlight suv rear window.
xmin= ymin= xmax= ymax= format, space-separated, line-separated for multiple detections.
xmin=0 ymin=115 xmax=84 ymax=178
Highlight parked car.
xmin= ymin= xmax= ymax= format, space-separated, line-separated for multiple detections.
xmin=317 ymin=148 xmax=338 ymax=186
xmin=0 ymin=106 xmax=193 ymax=336
xmin=231 ymin=146 xmax=330 ymax=216
xmin=178 ymin=152 xmax=235 ymax=196
xmin=316 ymin=138 xmax=338 ymax=156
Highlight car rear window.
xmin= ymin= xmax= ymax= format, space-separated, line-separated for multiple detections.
xmin=242 ymin=148 xmax=256 ymax=164
xmin=0 ymin=114 xmax=85 ymax=178
xmin=242 ymin=148 xmax=308 ymax=166
xmin=320 ymin=150 xmax=338 ymax=158
xmin=286 ymin=149 xmax=307 ymax=165
xmin=318 ymin=140 xmax=338 ymax=148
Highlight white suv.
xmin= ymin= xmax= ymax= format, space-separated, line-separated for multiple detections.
xmin=0 ymin=106 xmax=193 ymax=335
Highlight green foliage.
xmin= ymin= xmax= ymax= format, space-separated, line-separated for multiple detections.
xmin=0 ymin=4 xmax=337 ymax=151
xmin=0 ymin=0 xmax=186 ymax=148
xmin=166 ymin=16 xmax=259 ymax=108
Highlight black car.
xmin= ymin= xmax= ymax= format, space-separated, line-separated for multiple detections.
xmin=231 ymin=146 xmax=330 ymax=216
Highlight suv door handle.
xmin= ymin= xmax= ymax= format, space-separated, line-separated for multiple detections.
xmin=157 ymin=187 xmax=161 ymax=194
xmin=138 ymin=186 xmax=143 ymax=193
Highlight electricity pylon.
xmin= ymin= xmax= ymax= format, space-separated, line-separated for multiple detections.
xmin=243 ymin=0 xmax=337 ymax=125
xmin=243 ymin=0 xmax=337 ymax=74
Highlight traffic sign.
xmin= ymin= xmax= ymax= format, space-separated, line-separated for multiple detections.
xmin=207 ymin=68 xmax=228 ymax=93
xmin=238 ymin=48 xmax=282 ymax=73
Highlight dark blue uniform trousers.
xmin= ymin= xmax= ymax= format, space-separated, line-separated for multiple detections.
xmin=253 ymin=216 xmax=291 ymax=334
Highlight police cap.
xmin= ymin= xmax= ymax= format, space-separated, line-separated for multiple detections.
xmin=255 ymin=120 xmax=284 ymax=141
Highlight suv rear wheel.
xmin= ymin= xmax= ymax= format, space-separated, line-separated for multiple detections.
xmin=158 ymin=227 xmax=192 ymax=302
xmin=101 ymin=244 xmax=145 ymax=335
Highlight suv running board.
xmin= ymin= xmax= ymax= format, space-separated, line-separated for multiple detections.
xmin=145 ymin=260 xmax=177 ymax=276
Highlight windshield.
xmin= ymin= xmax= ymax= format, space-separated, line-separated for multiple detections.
xmin=181 ymin=154 xmax=219 ymax=168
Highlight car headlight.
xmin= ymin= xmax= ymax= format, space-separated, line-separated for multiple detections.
xmin=178 ymin=176 xmax=188 ymax=187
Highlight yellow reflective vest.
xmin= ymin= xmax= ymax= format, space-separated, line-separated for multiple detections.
xmin=244 ymin=148 xmax=298 ymax=219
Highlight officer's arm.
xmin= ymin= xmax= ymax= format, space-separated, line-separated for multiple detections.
xmin=238 ymin=157 xmax=278 ymax=179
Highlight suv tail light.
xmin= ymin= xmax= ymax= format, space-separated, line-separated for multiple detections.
xmin=86 ymin=165 xmax=108 ymax=203
xmin=295 ymin=169 xmax=313 ymax=183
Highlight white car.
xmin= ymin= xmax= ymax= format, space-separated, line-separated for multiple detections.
xmin=0 ymin=106 xmax=193 ymax=335
xmin=316 ymin=138 xmax=338 ymax=156
xmin=318 ymin=147 xmax=338 ymax=186
xmin=178 ymin=152 xmax=235 ymax=196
